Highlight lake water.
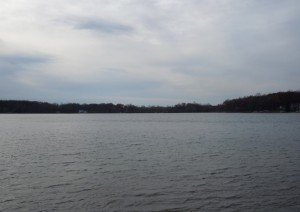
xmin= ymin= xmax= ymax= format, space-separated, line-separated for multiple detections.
xmin=0 ymin=113 xmax=300 ymax=211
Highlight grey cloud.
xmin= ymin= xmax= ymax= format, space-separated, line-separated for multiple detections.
xmin=76 ymin=19 xmax=134 ymax=34
xmin=0 ymin=54 xmax=53 ymax=65
xmin=0 ymin=53 xmax=54 ymax=77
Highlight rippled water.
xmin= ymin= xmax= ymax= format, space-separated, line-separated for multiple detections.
xmin=1 ymin=113 xmax=300 ymax=211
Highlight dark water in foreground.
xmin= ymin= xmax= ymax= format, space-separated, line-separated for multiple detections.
xmin=0 ymin=114 xmax=300 ymax=211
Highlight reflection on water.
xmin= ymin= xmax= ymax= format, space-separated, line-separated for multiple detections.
xmin=1 ymin=114 xmax=300 ymax=211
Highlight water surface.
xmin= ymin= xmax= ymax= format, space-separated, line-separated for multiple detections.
xmin=1 ymin=114 xmax=300 ymax=211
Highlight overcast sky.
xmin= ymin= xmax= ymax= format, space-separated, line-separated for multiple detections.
xmin=0 ymin=0 xmax=299 ymax=105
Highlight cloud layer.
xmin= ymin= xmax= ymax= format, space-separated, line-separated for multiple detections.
xmin=0 ymin=0 xmax=299 ymax=105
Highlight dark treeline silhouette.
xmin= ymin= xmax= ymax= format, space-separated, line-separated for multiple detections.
xmin=0 ymin=91 xmax=299 ymax=113
xmin=219 ymin=91 xmax=300 ymax=112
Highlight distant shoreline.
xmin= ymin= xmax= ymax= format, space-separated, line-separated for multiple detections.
xmin=1 ymin=91 xmax=300 ymax=113
xmin=0 ymin=111 xmax=299 ymax=114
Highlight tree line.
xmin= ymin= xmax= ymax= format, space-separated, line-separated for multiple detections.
xmin=0 ymin=91 xmax=299 ymax=113
xmin=219 ymin=91 xmax=300 ymax=112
